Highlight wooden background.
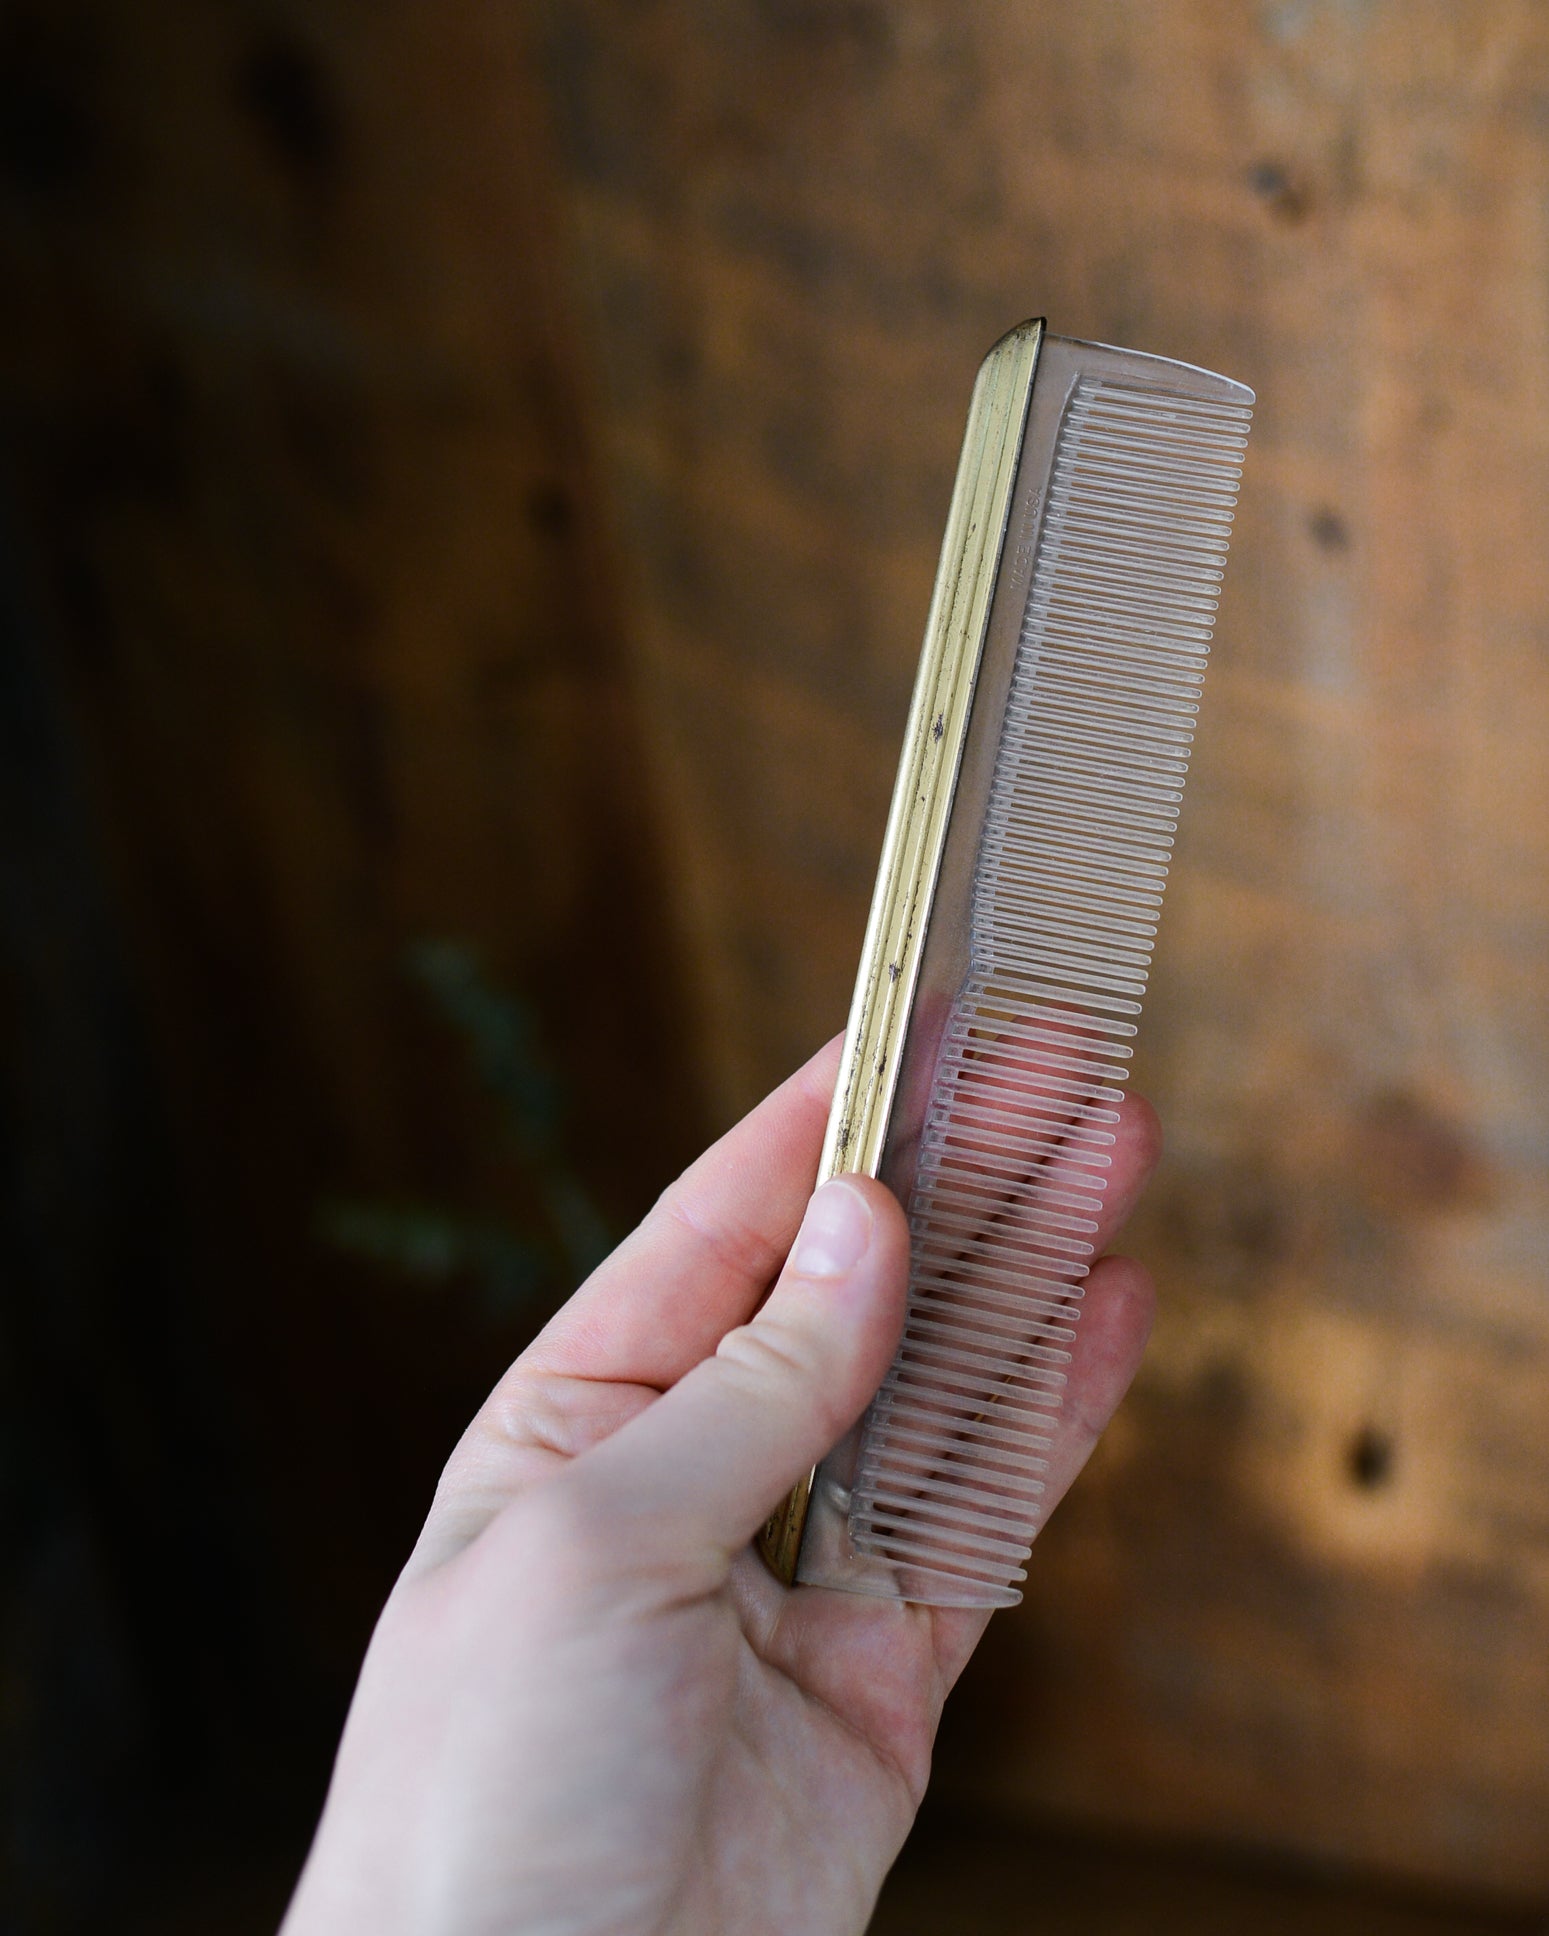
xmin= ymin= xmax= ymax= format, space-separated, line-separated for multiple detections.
xmin=537 ymin=0 xmax=1549 ymax=1902
xmin=0 ymin=5 xmax=709 ymax=1926
xmin=2 ymin=0 xmax=1547 ymax=1926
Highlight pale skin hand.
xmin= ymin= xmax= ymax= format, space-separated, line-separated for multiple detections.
xmin=282 ymin=1035 xmax=1161 ymax=1936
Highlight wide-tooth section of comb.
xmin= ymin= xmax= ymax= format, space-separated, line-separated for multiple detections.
xmin=847 ymin=376 xmax=1251 ymax=1604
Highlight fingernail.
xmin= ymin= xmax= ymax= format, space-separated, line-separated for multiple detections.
xmin=790 ymin=1179 xmax=873 ymax=1278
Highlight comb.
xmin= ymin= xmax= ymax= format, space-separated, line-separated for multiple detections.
xmin=759 ymin=320 xmax=1252 ymax=1608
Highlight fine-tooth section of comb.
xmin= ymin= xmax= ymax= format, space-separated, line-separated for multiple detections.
xmin=760 ymin=325 xmax=1253 ymax=1607
xmin=844 ymin=375 xmax=1250 ymax=1603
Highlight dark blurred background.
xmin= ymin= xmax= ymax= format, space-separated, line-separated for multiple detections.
xmin=2 ymin=4 xmax=1547 ymax=1932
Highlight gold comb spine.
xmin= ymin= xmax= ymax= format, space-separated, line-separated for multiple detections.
xmin=758 ymin=318 xmax=1044 ymax=1586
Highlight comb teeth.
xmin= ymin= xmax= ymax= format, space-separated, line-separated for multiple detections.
xmin=848 ymin=377 xmax=1251 ymax=1604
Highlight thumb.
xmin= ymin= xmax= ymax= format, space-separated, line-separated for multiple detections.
xmin=561 ymin=1175 xmax=909 ymax=1582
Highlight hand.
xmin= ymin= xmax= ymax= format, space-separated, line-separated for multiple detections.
xmin=282 ymin=1034 xmax=1161 ymax=1936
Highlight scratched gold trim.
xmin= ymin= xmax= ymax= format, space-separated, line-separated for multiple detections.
xmin=758 ymin=318 xmax=1044 ymax=1584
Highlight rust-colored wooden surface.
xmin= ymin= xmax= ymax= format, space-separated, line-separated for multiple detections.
xmin=0 ymin=9 xmax=706 ymax=1910
xmin=537 ymin=0 xmax=1549 ymax=1901
xmin=868 ymin=1809 xmax=1544 ymax=1936
xmin=3 ymin=1 xmax=713 ymax=1615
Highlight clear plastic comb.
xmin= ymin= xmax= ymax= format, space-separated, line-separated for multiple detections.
xmin=759 ymin=322 xmax=1253 ymax=1608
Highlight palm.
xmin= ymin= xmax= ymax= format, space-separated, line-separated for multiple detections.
xmin=741 ymin=1556 xmax=972 ymax=1804
xmin=673 ymin=1564 xmax=967 ymax=1935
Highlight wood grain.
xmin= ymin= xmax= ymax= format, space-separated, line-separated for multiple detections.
xmin=869 ymin=1809 xmax=1543 ymax=1936
xmin=0 ymin=0 xmax=708 ymax=1677
xmin=538 ymin=0 xmax=1549 ymax=1898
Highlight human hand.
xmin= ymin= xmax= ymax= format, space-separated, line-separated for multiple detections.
xmin=282 ymin=1034 xmax=1160 ymax=1936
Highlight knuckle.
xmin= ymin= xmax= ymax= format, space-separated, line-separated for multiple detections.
xmin=714 ymin=1315 xmax=849 ymax=1439
xmin=487 ymin=1370 xmax=564 ymax=1450
xmin=656 ymin=1184 xmax=781 ymax=1288
xmin=715 ymin=1315 xmax=815 ymax=1386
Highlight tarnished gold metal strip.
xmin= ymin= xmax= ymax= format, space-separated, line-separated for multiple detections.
xmin=758 ymin=318 xmax=1044 ymax=1584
